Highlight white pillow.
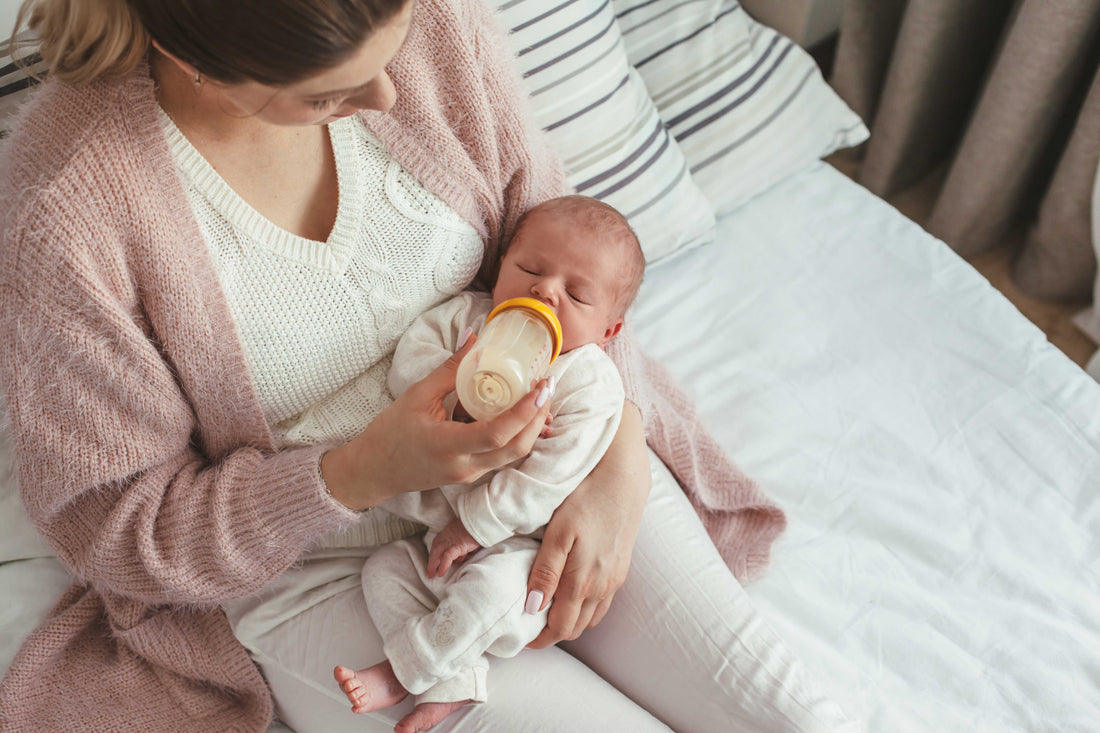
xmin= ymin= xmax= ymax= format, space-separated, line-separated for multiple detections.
xmin=492 ymin=0 xmax=716 ymax=263
xmin=612 ymin=0 xmax=869 ymax=215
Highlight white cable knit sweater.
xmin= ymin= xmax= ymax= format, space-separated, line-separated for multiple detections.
xmin=164 ymin=111 xmax=485 ymax=547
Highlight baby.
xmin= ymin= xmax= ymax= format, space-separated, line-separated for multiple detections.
xmin=334 ymin=195 xmax=645 ymax=732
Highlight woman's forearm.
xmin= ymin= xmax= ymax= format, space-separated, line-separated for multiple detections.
xmin=525 ymin=401 xmax=650 ymax=646
xmin=594 ymin=401 xmax=651 ymax=514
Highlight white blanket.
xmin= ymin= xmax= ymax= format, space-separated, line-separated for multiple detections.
xmin=633 ymin=162 xmax=1100 ymax=732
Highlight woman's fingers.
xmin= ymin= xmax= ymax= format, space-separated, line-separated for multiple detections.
xmin=569 ymin=596 xmax=602 ymax=640
xmin=523 ymin=528 xmax=572 ymax=647
xmin=452 ymin=377 xmax=554 ymax=460
xmin=414 ymin=334 xmax=478 ymax=405
xmin=588 ymin=593 xmax=615 ymax=629
xmin=527 ymin=578 xmax=602 ymax=648
xmin=524 ymin=524 xmax=574 ymax=649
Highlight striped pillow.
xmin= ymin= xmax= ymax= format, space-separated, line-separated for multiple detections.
xmin=493 ymin=0 xmax=716 ymax=263
xmin=612 ymin=0 xmax=869 ymax=215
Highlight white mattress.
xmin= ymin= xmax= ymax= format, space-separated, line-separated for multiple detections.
xmin=632 ymin=162 xmax=1100 ymax=732
xmin=2 ymin=162 xmax=1099 ymax=732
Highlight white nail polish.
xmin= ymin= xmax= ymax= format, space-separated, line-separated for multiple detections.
xmin=457 ymin=326 xmax=474 ymax=349
xmin=525 ymin=589 xmax=544 ymax=614
xmin=535 ymin=385 xmax=551 ymax=408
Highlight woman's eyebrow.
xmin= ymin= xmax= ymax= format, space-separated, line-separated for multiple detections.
xmin=303 ymin=80 xmax=372 ymax=99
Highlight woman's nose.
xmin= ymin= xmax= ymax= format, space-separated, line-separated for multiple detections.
xmin=347 ymin=70 xmax=398 ymax=113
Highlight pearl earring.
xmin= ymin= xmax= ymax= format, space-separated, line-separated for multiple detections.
xmin=194 ymin=71 xmax=202 ymax=87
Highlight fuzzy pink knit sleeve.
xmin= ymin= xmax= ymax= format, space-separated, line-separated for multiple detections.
xmin=0 ymin=189 xmax=359 ymax=607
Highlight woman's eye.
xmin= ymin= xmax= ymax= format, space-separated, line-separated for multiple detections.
xmin=310 ymin=97 xmax=340 ymax=111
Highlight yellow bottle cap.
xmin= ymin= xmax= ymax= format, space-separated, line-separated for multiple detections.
xmin=486 ymin=297 xmax=563 ymax=364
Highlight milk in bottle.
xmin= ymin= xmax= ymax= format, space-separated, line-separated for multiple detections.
xmin=455 ymin=297 xmax=562 ymax=422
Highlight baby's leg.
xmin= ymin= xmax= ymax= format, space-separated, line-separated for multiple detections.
xmin=360 ymin=536 xmax=545 ymax=702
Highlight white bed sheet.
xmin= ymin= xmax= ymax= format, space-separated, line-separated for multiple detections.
xmin=632 ymin=162 xmax=1100 ymax=732
xmin=2 ymin=162 xmax=1098 ymax=732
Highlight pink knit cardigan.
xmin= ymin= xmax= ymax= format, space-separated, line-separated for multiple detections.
xmin=0 ymin=0 xmax=784 ymax=729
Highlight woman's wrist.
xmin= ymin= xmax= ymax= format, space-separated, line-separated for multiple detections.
xmin=320 ymin=441 xmax=387 ymax=512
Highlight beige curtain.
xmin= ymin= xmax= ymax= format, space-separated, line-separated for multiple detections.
xmin=831 ymin=0 xmax=1100 ymax=306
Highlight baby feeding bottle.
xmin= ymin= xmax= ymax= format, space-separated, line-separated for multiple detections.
xmin=456 ymin=297 xmax=563 ymax=422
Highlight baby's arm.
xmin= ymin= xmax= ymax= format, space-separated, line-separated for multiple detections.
xmin=451 ymin=346 xmax=625 ymax=548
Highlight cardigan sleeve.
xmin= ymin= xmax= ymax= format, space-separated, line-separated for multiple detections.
xmin=0 ymin=195 xmax=359 ymax=608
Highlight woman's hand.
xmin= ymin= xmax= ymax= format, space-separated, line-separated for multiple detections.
xmin=322 ymin=336 xmax=554 ymax=511
xmin=525 ymin=403 xmax=650 ymax=647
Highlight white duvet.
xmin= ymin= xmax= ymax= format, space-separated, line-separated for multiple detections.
xmin=634 ymin=162 xmax=1100 ymax=732
xmin=2 ymin=162 xmax=1098 ymax=732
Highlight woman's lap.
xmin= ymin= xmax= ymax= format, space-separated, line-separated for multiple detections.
xmin=564 ymin=452 xmax=854 ymax=732
xmin=226 ymin=450 xmax=853 ymax=733
xmin=226 ymin=554 xmax=669 ymax=732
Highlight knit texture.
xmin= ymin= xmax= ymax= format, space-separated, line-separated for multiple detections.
xmin=0 ymin=0 xmax=784 ymax=728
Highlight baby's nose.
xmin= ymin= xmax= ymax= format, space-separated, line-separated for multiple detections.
xmin=531 ymin=281 xmax=558 ymax=307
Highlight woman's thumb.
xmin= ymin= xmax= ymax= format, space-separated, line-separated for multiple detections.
xmin=423 ymin=328 xmax=477 ymax=397
xmin=526 ymin=537 xmax=567 ymax=614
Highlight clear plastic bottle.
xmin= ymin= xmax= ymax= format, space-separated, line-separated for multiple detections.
xmin=455 ymin=297 xmax=562 ymax=422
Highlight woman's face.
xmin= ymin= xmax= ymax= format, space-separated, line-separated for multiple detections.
xmin=209 ymin=0 xmax=415 ymax=126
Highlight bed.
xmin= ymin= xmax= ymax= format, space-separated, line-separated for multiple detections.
xmin=2 ymin=0 xmax=1099 ymax=731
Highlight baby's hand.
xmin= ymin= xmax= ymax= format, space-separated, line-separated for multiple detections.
xmin=427 ymin=519 xmax=483 ymax=578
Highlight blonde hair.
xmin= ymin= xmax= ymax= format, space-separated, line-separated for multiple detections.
xmin=12 ymin=0 xmax=149 ymax=84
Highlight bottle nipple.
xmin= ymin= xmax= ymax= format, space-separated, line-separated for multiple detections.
xmin=473 ymin=372 xmax=512 ymax=408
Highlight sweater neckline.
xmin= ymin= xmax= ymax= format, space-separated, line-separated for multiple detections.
xmin=158 ymin=111 xmax=363 ymax=273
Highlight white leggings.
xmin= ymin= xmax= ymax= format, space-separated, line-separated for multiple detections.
xmin=225 ymin=451 xmax=856 ymax=733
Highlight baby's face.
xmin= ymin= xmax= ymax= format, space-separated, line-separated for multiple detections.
xmin=493 ymin=212 xmax=626 ymax=353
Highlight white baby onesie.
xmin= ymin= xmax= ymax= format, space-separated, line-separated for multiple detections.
xmin=364 ymin=291 xmax=624 ymax=705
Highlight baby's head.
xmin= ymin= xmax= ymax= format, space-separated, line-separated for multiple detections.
xmin=493 ymin=195 xmax=644 ymax=353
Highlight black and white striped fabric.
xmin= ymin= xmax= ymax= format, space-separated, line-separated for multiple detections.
xmin=612 ymin=0 xmax=868 ymax=215
xmin=493 ymin=0 xmax=717 ymax=263
xmin=0 ymin=33 xmax=43 ymax=152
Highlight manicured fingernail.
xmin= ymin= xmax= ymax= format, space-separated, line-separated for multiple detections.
xmin=535 ymin=385 xmax=551 ymax=408
xmin=547 ymin=375 xmax=557 ymax=395
xmin=525 ymin=589 xmax=544 ymax=614
xmin=457 ymin=327 xmax=474 ymax=349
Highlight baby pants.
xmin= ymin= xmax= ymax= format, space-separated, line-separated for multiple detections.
xmin=361 ymin=534 xmax=546 ymax=705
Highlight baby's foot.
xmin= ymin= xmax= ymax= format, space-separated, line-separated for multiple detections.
xmin=395 ymin=700 xmax=473 ymax=733
xmin=333 ymin=661 xmax=409 ymax=714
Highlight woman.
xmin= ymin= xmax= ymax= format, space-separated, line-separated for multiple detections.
xmin=0 ymin=0 xmax=848 ymax=731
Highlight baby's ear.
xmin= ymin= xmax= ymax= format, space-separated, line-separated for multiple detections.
xmin=599 ymin=318 xmax=624 ymax=347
